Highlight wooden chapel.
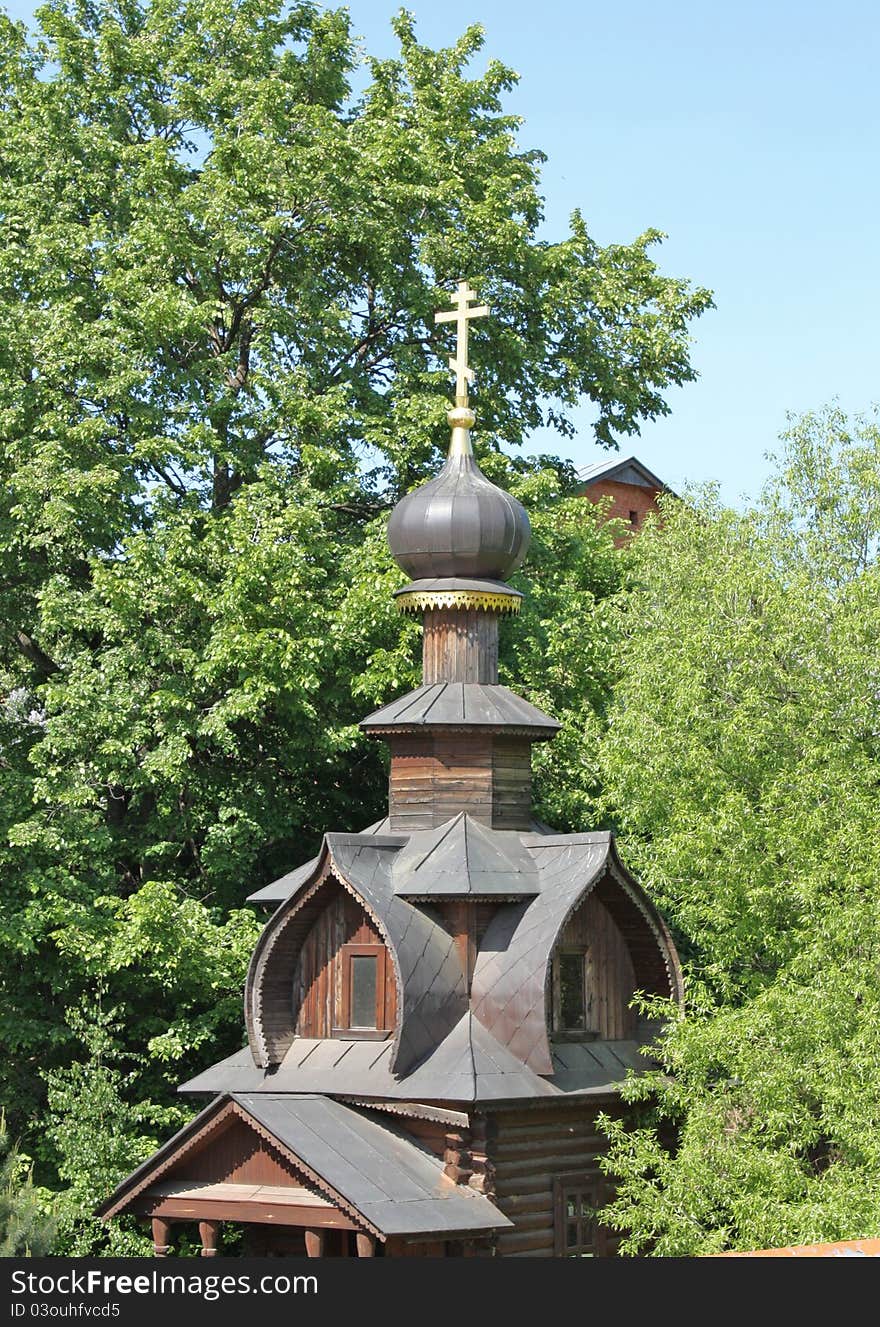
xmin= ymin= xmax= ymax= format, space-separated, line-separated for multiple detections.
xmin=100 ymin=281 xmax=683 ymax=1258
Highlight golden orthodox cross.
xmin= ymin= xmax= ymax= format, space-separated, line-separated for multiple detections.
xmin=435 ymin=280 xmax=490 ymax=407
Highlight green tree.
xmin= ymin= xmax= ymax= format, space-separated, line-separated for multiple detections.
xmin=0 ymin=1113 xmax=56 ymax=1255
xmin=0 ymin=0 xmax=709 ymax=1238
xmin=598 ymin=406 xmax=880 ymax=1254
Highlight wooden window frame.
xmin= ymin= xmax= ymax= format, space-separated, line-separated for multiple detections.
xmin=333 ymin=943 xmax=391 ymax=1040
xmin=551 ymin=948 xmax=596 ymax=1040
xmin=553 ymin=1173 xmax=609 ymax=1257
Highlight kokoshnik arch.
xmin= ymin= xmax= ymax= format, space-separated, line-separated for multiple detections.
xmin=100 ymin=281 xmax=683 ymax=1259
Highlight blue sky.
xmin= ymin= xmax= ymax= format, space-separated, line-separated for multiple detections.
xmin=5 ymin=0 xmax=879 ymax=505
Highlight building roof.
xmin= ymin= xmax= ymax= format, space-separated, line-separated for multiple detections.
xmin=391 ymin=813 xmax=539 ymax=898
xmin=179 ymin=1019 xmax=655 ymax=1104
xmin=246 ymin=832 xmax=468 ymax=1078
xmin=574 ymin=455 xmax=671 ymax=494
xmin=237 ymin=819 xmax=681 ymax=1093
xmin=711 ymin=1239 xmax=880 ymax=1258
xmin=472 ymin=832 xmax=682 ymax=1074
xmin=359 ymin=682 xmax=560 ymax=736
xmin=386 ymin=426 xmax=530 ymax=583
xmin=246 ymin=818 xmax=393 ymax=905
xmin=99 ymin=1092 xmax=511 ymax=1239
xmin=234 ymin=1094 xmax=510 ymax=1237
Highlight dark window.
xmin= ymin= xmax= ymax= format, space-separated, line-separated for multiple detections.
xmin=554 ymin=1175 xmax=609 ymax=1257
xmin=350 ymin=954 xmax=378 ymax=1028
xmin=558 ymin=952 xmax=586 ymax=1031
xmin=552 ymin=949 xmax=594 ymax=1035
xmin=335 ymin=944 xmax=389 ymax=1038
xmin=629 ymin=509 xmax=639 ymax=526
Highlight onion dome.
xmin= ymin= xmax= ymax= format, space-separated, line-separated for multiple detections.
xmin=387 ymin=407 xmax=530 ymax=583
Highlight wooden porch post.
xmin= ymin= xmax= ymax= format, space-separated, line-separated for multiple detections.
xmin=151 ymin=1217 xmax=172 ymax=1257
xmin=198 ymin=1220 xmax=220 ymax=1257
xmin=355 ymin=1233 xmax=376 ymax=1257
xmin=304 ymin=1230 xmax=325 ymax=1258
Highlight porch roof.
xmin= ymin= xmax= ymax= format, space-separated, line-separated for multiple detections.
xmin=99 ymin=1092 xmax=511 ymax=1240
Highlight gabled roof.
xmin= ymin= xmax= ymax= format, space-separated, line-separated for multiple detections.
xmin=234 ymin=1094 xmax=510 ymax=1237
xmin=391 ymin=813 xmax=539 ymax=898
xmin=574 ymin=455 xmax=670 ymax=493
xmin=360 ymin=682 xmax=559 ymax=736
xmin=248 ymin=815 xmax=558 ymax=907
xmin=99 ymin=1092 xmax=511 ymax=1239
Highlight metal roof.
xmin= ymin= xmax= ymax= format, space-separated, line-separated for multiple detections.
xmin=386 ymin=435 xmax=530 ymax=583
xmin=575 ymin=455 xmax=669 ymax=492
xmin=245 ymin=833 xmax=468 ymax=1077
xmin=472 ymin=833 xmax=682 ymax=1075
xmin=471 ymin=835 xmax=612 ymax=1074
xmin=233 ymin=1094 xmax=511 ymax=1236
xmin=329 ymin=834 xmax=469 ymax=1075
xmin=246 ymin=819 xmax=393 ymax=905
xmin=248 ymin=817 xmax=558 ymax=908
xmin=179 ymin=1019 xmax=654 ymax=1104
xmin=98 ymin=1092 xmax=511 ymax=1238
xmin=391 ymin=813 xmax=539 ymax=898
xmin=360 ymin=682 xmax=560 ymax=735
xmin=241 ymin=819 xmax=681 ymax=1094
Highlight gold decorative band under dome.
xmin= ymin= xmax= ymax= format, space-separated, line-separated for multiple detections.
xmin=396 ymin=589 xmax=522 ymax=615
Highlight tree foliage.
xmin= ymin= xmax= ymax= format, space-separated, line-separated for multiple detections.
xmin=599 ymin=407 xmax=880 ymax=1254
xmin=0 ymin=1113 xmax=56 ymax=1256
xmin=0 ymin=0 xmax=709 ymax=1247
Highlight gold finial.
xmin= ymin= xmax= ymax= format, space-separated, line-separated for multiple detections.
xmin=434 ymin=279 xmax=490 ymax=408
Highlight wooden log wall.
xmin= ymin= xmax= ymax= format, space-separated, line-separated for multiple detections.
xmin=388 ymin=733 xmax=533 ymax=831
xmin=554 ymin=892 xmax=638 ymax=1040
xmin=293 ymin=886 xmax=396 ymax=1038
xmin=421 ymin=610 xmax=499 ymax=684
xmin=488 ymin=1104 xmax=624 ymax=1258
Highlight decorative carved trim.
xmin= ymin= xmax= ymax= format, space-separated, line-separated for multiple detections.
xmin=105 ymin=1093 xmax=382 ymax=1242
xmin=245 ymin=843 xmax=405 ymax=1073
xmin=102 ymin=1100 xmax=236 ymax=1220
xmin=604 ymin=849 xmax=684 ymax=1005
xmin=396 ymin=589 xmax=521 ymax=615
xmin=227 ymin=1102 xmax=381 ymax=1240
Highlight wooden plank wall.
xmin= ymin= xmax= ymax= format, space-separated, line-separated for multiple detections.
xmin=421 ymin=610 xmax=499 ymax=684
xmin=388 ymin=734 xmax=532 ymax=831
xmin=164 ymin=1117 xmax=304 ymax=1188
xmin=293 ymin=887 xmax=396 ymax=1038
xmin=594 ymin=874 xmax=673 ymax=998
xmin=555 ymin=893 xmax=638 ymax=1040
xmin=491 ymin=739 xmax=533 ymax=830
xmin=259 ymin=888 xmax=331 ymax=1063
xmin=489 ymin=1104 xmax=623 ymax=1258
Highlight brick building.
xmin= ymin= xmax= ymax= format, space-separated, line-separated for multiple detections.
xmin=573 ymin=456 xmax=670 ymax=537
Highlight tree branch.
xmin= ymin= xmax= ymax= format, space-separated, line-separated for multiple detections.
xmin=15 ymin=630 xmax=60 ymax=678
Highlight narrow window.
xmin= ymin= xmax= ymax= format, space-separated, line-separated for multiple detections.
xmin=336 ymin=944 xmax=389 ymax=1038
xmin=629 ymin=509 xmax=639 ymax=526
xmin=350 ymin=954 xmax=378 ymax=1029
xmin=558 ymin=952 xmax=586 ymax=1031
